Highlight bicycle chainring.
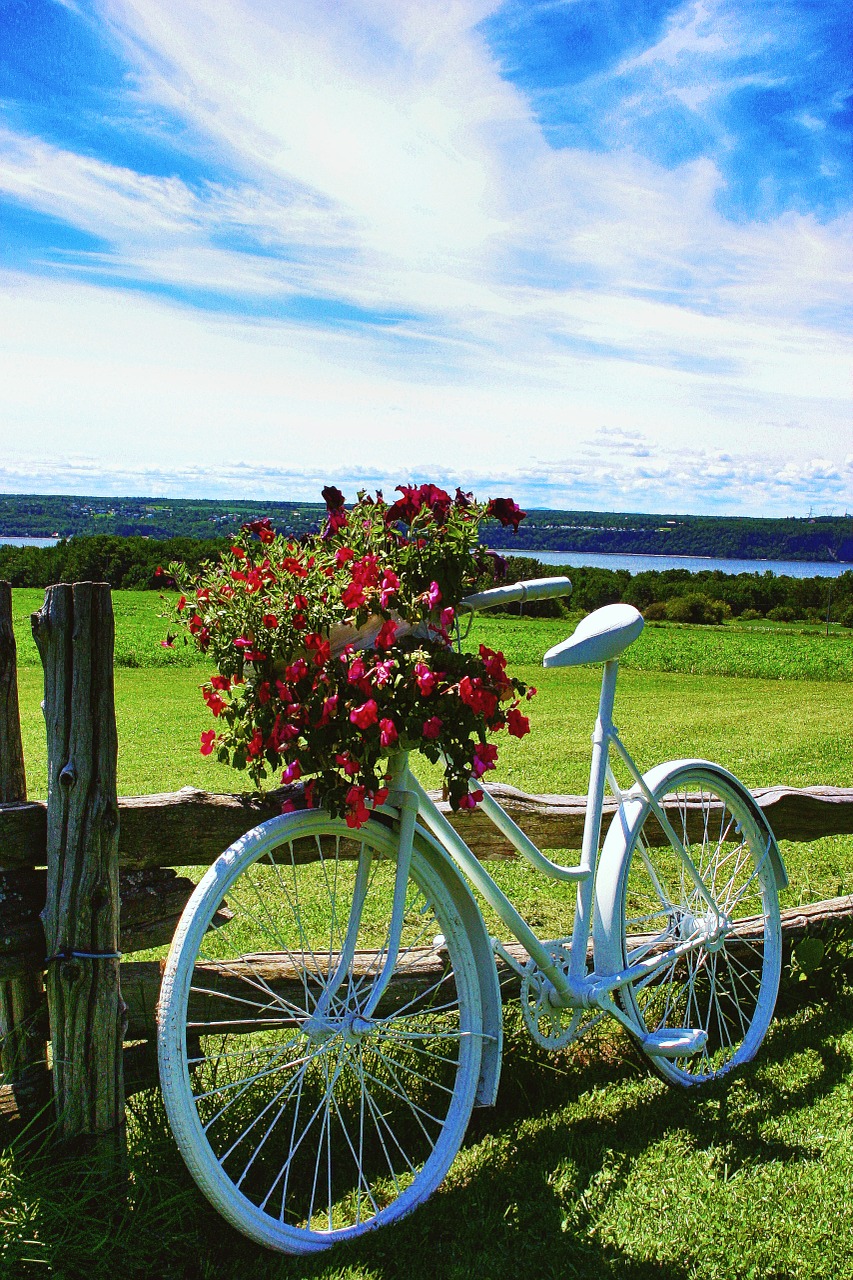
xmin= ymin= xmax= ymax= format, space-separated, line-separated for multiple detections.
xmin=520 ymin=943 xmax=583 ymax=1050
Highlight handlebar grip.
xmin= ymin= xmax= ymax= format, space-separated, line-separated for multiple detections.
xmin=459 ymin=576 xmax=573 ymax=613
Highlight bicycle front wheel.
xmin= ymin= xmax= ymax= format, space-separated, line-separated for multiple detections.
xmin=595 ymin=762 xmax=783 ymax=1085
xmin=158 ymin=811 xmax=484 ymax=1253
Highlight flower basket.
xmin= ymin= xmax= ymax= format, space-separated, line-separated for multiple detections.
xmin=168 ymin=483 xmax=531 ymax=827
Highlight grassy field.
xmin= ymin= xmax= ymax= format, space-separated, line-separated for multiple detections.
xmin=3 ymin=590 xmax=853 ymax=1279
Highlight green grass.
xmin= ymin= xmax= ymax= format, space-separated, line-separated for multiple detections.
xmin=5 ymin=590 xmax=853 ymax=1279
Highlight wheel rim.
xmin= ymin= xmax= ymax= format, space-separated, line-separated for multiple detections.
xmin=620 ymin=769 xmax=781 ymax=1084
xmin=160 ymin=816 xmax=482 ymax=1250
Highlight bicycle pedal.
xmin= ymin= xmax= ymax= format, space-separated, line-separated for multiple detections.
xmin=641 ymin=1028 xmax=708 ymax=1058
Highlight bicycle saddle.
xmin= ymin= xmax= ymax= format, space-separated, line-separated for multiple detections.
xmin=543 ymin=602 xmax=644 ymax=667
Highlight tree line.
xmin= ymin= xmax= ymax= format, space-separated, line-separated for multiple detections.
xmin=2 ymin=536 xmax=851 ymax=625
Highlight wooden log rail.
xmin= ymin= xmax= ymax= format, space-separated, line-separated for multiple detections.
xmin=1 ymin=781 xmax=852 ymax=874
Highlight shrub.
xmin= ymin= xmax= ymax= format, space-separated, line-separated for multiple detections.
xmin=767 ymin=605 xmax=797 ymax=622
xmin=666 ymin=593 xmax=731 ymax=625
xmin=642 ymin=601 xmax=668 ymax=620
xmin=740 ymin=608 xmax=763 ymax=620
xmin=838 ymin=604 xmax=853 ymax=628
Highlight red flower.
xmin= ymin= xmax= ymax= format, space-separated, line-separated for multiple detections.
xmin=282 ymin=556 xmax=307 ymax=578
xmin=200 ymin=729 xmax=216 ymax=756
xmin=335 ymin=546 xmax=354 ymax=566
xmin=246 ymin=728 xmax=264 ymax=758
xmin=486 ymin=497 xmax=527 ymax=531
xmin=210 ymin=675 xmax=231 ymax=691
xmin=345 ymin=784 xmax=370 ymax=829
xmin=322 ymin=484 xmax=346 ymax=510
xmin=305 ymin=633 xmax=332 ymax=665
xmin=440 ymin=606 xmax=455 ymax=627
xmin=417 ymin=483 xmax=452 ymax=522
xmin=243 ymin=517 xmax=275 ymax=544
xmin=256 ymin=681 xmax=271 ymax=705
xmin=458 ymin=789 xmax=484 ymax=810
xmin=335 ymin=751 xmax=361 ymax=777
xmin=414 ymin=662 xmax=438 ymax=695
xmin=262 ymin=613 xmax=279 ymax=629
xmin=285 ymin=658 xmax=309 ymax=682
xmin=350 ymin=699 xmax=379 ymax=729
xmin=202 ymin=687 xmax=227 ymax=716
xmin=422 ymin=716 xmax=443 ymax=740
xmin=385 ymin=484 xmax=422 ymax=525
xmin=177 ymin=595 xmax=187 ymax=612
xmin=379 ymin=717 xmax=398 ymax=748
xmin=458 ymin=676 xmax=498 ymax=718
xmin=231 ymin=546 xmax=246 ymax=559
xmin=375 ymin=618 xmax=398 ymax=650
xmin=342 ymin=581 xmax=366 ymax=609
xmin=506 ymin=706 xmax=530 ymax=738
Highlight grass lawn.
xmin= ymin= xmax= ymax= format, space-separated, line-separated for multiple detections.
xmin=3 ymin=591 xmax=853 ymax=1279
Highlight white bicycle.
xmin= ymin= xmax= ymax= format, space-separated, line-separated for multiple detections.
xmin=158 ymin=578 xmax=786 ymax=1252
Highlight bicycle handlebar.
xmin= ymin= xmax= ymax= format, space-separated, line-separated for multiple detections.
xmin=458 ymin=576 xmax=573 ymax=613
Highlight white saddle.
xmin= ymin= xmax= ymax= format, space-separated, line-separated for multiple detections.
xmin=543 ymin=603 xmax=644 ymax=668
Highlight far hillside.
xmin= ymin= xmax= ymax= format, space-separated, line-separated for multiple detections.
xmin=0 ymin=493 xmax=850 ymax=562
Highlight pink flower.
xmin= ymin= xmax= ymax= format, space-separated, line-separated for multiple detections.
xmin=200 ymin=729 xmax=216 ymax=756
xmin=458 ymin=789 xmax=484 ymax=810
xmin=414 ymin=662 xmax=437 ymax=695
xmin=473 ymin=741 xmax=499 ymax=778
xmin=375 ymin=618 xmax=398 ymax=650
xmin=350 ymin=699 xmax=379 ymax=729
xmin=373 ymin=658 xmax=395 ymax=687
xmin=379 ymin=717 xmax=398 ymax=748
xmin=379 ymin=569 xmax=400 ymax=608
xmin=280 ymin=799 xmax=296 ymax=814
xmin=422 ymin=716 xmax=443 ymax=740
xmin=440 ymin=606 xmax=455 ymax=627
xmin=506 ymin=706 xmax=530 ymax=738
xmin=281 ymin=759 xmax=302 ymax=784
xmin=425 ymin=581 xmax=442 ymax=609
xmin=318 ymin=694 xmax=338 ymax=725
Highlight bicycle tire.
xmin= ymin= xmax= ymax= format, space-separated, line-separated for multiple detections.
xmin=594 ymin=762 xmax=783 ymax=1085
xmin=158 ymin=811 xmax=484 ymax=1252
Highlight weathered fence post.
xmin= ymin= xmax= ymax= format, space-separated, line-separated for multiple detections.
xmin=0 ymin=581 xmax=49 ymax=1115
xmin=32 ymin=583 xmax=125 ymax=1160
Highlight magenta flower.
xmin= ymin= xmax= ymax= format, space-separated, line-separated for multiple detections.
xmin=350 ymin=699 xmax=379 ymax=729
xmin=422 ymin=716 xmax=443 ymax=740
xmin=200 ymin=729 xmax=216 ymax=756
xmin=380 ymin=717 xmax=398 ymax=748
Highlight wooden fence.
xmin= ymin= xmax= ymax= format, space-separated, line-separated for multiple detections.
xmin=1 ymin=581 xmax=852 ymax=1160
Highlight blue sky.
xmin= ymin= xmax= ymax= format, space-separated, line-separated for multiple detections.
xmin=0 ymin=0 xmax=850 ymax=515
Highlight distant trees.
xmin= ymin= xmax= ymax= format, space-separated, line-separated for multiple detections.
xmin=1 ymin=537 xmax=851 ymax=625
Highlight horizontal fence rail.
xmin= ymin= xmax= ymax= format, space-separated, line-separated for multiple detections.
xmin=1 ymin=781 xmax=852 ymax=873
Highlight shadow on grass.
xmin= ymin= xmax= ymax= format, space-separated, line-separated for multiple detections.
xmin=3 ymin=990 xmax=852 ymax=1280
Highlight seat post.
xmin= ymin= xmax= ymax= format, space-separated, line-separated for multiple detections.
xmin=569 ymin=659 xmax=619 ymax=982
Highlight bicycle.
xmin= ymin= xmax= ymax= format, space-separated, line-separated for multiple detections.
xmin=157 ymin=576 xmax=787 ymax=1253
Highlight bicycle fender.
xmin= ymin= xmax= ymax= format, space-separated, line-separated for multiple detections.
xmin=413 ymin=823 xmax=503 ymax=1108
xmin=593 ymin=758 xmax=788 ymax=978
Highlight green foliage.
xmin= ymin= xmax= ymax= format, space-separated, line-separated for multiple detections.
xmin=665 ymin=593 xmax=731 ymax=624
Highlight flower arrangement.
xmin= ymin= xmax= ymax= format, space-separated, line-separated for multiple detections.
xmin=167 ymin=483 xmax=533 ymax=828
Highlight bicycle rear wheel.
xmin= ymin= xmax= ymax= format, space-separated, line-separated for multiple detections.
xmin=158 ymin=811 xmax=483 ymax=1252
xmin=595 ymin=762 xmax=783 ymax=1085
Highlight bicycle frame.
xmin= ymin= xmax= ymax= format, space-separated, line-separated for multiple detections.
xmin=361 ymin=657 xmax=726 ymax=1038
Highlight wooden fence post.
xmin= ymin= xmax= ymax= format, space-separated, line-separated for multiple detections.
xmin=32 ymin=583 xmax=125 ymax=1160
xmin=0 ymin=581 xmax=49 ymax=1116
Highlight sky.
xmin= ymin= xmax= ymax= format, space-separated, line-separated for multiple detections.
xmin=0 ymin=0 xmax=850 ymax=516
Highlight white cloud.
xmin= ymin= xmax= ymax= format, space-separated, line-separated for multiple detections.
xmin=0 ymin=0 xmax=849 ymax=517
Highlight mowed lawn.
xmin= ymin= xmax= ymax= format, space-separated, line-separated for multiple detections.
xmin=3 ymin=590 xmax=853 ymax=1280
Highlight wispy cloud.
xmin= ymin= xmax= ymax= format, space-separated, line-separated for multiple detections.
xmin=0 ymin=0 xmax=849 ymax=515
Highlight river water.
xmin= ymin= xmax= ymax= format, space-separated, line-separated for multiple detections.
xmin=504 ymin=549 xmax=851 ymax=578
xmin=0 ymin=537 xmax=59 ymax=547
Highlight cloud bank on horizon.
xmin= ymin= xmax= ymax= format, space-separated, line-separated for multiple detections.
xmin=0 ymin=0 xmax=850 ymax=515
